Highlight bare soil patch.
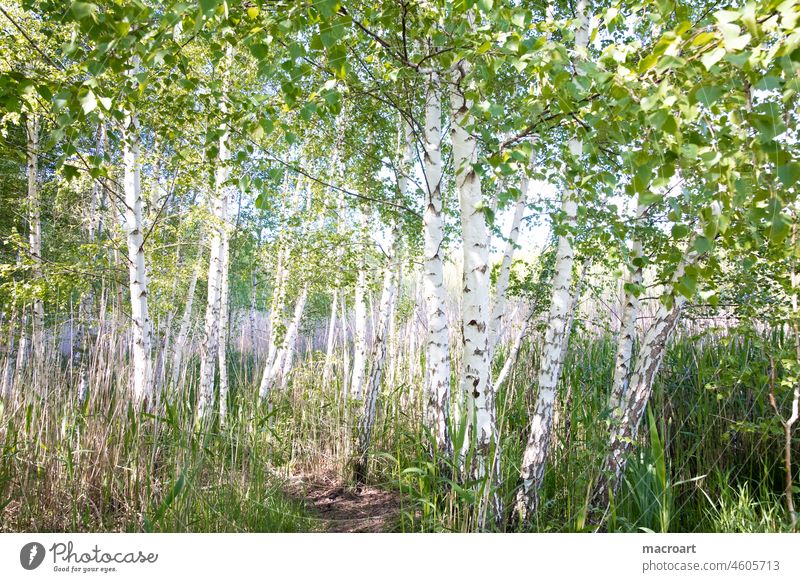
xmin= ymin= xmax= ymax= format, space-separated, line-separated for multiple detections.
xmin=284 ymin=472 xmax=404 ymax=533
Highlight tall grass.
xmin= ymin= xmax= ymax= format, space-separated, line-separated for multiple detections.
xmin=0 ymin=320 xmax=796 ymax=532
xmin=0 ymin=345 xmax=313 ymax=532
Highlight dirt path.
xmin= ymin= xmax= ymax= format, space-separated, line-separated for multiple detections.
xmin=283 ymin=473 xmax=404 ymax=533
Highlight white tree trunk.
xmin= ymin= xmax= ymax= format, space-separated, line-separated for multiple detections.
xmin=197 ymin=192 xmax=224 ymax=416
xmin=387 ymin=260 xmax=403 ymax=389
xmin=171 ymin=249 xmax=202 ymax=389
xmin=263 ymin=288 xmax=308 ymax=394
xmin=594 ymin=301 xmax=683 ymax=506
xmin=217 ymin=221 xmax=231 ymax=417
xmin=279 ymin=287 xmax=308 ymax=391
xmin=514 ymin=195 xmax=577 ymax=520
xmin=609 ymin=201 xmax=646 ymax=413
xmin=350 ymin=211 xmax=369 ymax=399
xmin=75 ymin=123 xmax=107 ymax=402
xmin=451 ymin=61 xmax=496 ymax=477
xmin=340 ymin=291 xmax=350 ymax=398
xmin=249 ymin=271 xmax=258 ymax=355
xmin=122 ymin=106 xmax=153 ymax=402
xmin=2 ymin=310 xmax=18 ymax=399
xmin=421 ymin=71 xmax=452 ymax=454
xmin=494 ymin=301 xmax=538 ymax=393
xmin=355 ymin=227 xmax=399 ymax=482
xmin=514 ymin=2 xmax=588 ymax=520
xmin=553 ymin=258 xmax=592 ymax=452
xmin=489 ymin=158 xmax=532 ymax=354
xmin=558 ymin=258 xmax=591 ymax=367
xmin=408 ymin=269 xmax=423 ymax=385
xmin=198 ymin=52 xmax=232 ymax=417
xmin=16 ymin=308 xmax=29 ymax=372
xmin=321 ymin=106 xmax=348 ymax=392
xmin=594 ymin=203 xmax=721 ymax=506
xmin=356 ymin=119 xmax=410 ymax=479
xmin=259 ymin=173 xmax=298 ymax=399
xmin=25 ymin=115 xmax=44 ymax=358
xmin=322 ymin=288 xmax=339 ymax=389
xmin=595 ymin=234 xmax=720 ymax=505
xmin=260 ymin=240 xmax=289 ymax=396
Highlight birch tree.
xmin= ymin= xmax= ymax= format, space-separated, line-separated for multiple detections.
xmin=276 ymin=287 xmax=308 ymax=392
xmin=24 ymin=114 xmax=43 ymax=357
xmin=198 ymin=50 xmax=232 ymax=418
xmin=322 ymin=108 xmax=348 ymax=390
xmin=488 ymin=153 xmax=532 ymax=355
xmin=171 ymin=248 xmax=202 ymax=389
xmin=121 ymin=63 xmax=153 ymax=402
xmin=259 ymin=172 xmax=297 ymax=400
xmin=609 ymin=200 xmax=647 ymax=413
xmin=451 ymin=58 xmax=497 ymax=480
xmin=421 ymin=71 xmax=452 ymax=455
xmin=350 ymin=210 xmax=369 ymax=399
xmin=592 ymin=202 xmax=723 ymax=508
xmin=514 ymin=1 xmax=589 ymax=520
xmin=355 ymin=225 xmax=399 ymax=483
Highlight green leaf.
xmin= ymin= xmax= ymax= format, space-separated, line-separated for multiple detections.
xmin=678 ymin=273 xmax=697 ymax=297
xmin=639 ymin=191 xmax=663 ymax=205
xmin=327 ymin=44 xmax=347 ymax=79
xmin=694 ymin=85 xmax=723 ymax=106
xmin=671 ymin=224 xmax=690 ymax=239
xmin=199 ymin=0 xmax=219 ymax=13
xmin=79 ymin=89 xmax=97 ymax=114
xmin=249 ymin=43 xmax=270 ymax=60
xmin=777 ymin=163 xmax=800 ymax=188
xmin=690 ymin=31 xmax=716 ymax=47
xmin=62 ymin=164 xmax=80 ymax=181
xmin=693 ymin=236 xmax=713 ymax=254
xmin=70 ymin=2 xmax=97 ymax=21
xmin=701 ymin=47 xmax=726 ymax=70
xmin=769 ymin=212 xmax=791 ymax=244
xmin=754 ymin=75 xmax=781 ymax=91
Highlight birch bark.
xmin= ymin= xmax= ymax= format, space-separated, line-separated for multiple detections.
xmin=593 ymin=202 xmax=722 ymax=507
xmin=514 ymin=182 xmax=578 ymax=519
xmin=340 ymin=292 xmax=350 ymax=398
xmin=350 ymin=210 xmax=369 ymax=399
xmin=451 ymin=60 xmax=496 ymax=475
xmin=25 ymin=115 xmax=44 ymax=359
xmin=489 ymin=153 xmax=533 ymax=355
xmin=197 ymin=187 xmax=225 ymax=416
xmin=249 ymin=271 xmax=258 ymax=356
xmin=121 ymin=97 xmax=153 ymax=402
xmin=2 ymin=309 xmax=17 ymax=399
xmin=356 ymin=118 xmax=410 ymax=480
xmin=494 ymin=302 xmax=537 ymax=393
xmin=277 ymin=287 xmax=308 ymax=392
xmin=609 ymin=201 xmax=646 ymax=413
xmin=198 ymin=51 xmax=232 ymax=417
xmin=514 ymin=2 xmax=588 ymax=520
xmin=421 ymin=70 xmax=452 ymax=454
xmin=217 ymin=219 xmax=231 ymax=417
xmin=355 ymin=226 xmax=399 ymax=483
xmin=75 ymin=123 xmax=106 ymax=401
xmin=171 ymin=248 xmax=202 ymax=388
xmin=322 ymin=106 xmax=348 ymax=391
xmin=322 ymin=288 xmax=338 ymax=388
xmin=259 ymin=172 xmax=298 ymax=399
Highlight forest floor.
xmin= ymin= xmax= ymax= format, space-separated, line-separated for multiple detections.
xmin=283 ymin=471 xmax=404 ymax=533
